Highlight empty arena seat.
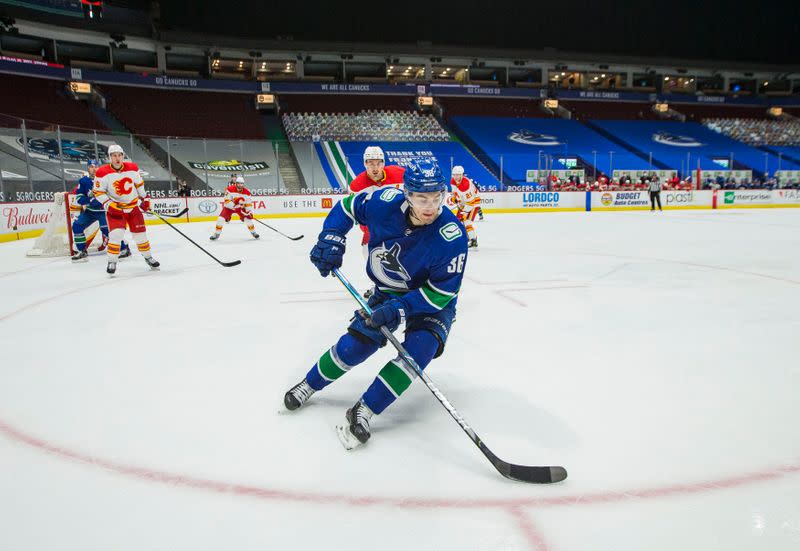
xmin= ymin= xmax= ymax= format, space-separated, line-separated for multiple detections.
xmin=100 ymin=85 xmax=265 ymax=138
xmin=561 ymin=101 xmax=659 ymax=121
xmin=0 ymin=74 xmax=107 ymax=131
xmin=438 ymin=97 xmax=549 ymax=120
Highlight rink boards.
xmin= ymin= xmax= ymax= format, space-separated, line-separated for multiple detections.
xmin=3 ymin=189 xmax=800 ymax=242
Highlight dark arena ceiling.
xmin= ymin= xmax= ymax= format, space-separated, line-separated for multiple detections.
xmin=156 ymin=0 xmax=800 ymax=66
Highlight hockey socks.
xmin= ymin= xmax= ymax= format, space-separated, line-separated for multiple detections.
xmin=305 ymin=330 xmax=438 ymax=415
xmin=306 ymin=334 xmax=378 ymax=390
xmin=73 ymin=231 xmax=87 ymax=251
xmin=361 ymin=330 xmax=438 ymax=414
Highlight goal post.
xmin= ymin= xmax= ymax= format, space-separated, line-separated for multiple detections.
xmin=26 ymin=192 xmax=101 ymax=257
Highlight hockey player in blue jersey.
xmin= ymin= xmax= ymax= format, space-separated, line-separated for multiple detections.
xmin=284 ymin=157 xmax=469 ymax=449
xmin=71 ymin=160 xmax=129 ymax=261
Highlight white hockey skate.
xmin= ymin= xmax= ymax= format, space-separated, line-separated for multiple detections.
xmin=71 ymin=249 xmax=88 ymax=262
xmin=336 ymin=399 xmax=373 ymax=450
xmin=284 ymin=379 xmax=315 ymax=411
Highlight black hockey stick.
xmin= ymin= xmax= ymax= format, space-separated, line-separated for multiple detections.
xmin=332 ymin=268 xmax=567 ymax=484
xmin=253 ymin=218 xmax=304 ymax=241
xmin=147 ymin=210 xmax=241 ymax=267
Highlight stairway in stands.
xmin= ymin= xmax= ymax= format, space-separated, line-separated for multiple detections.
xmin=265 ymin=113 xmax=305 ymax=193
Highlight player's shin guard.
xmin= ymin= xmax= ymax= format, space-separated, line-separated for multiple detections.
xmin=362 ymin=330 xmax=438 ymax=414
xmin=106 ymin=228 xmax=125 ymax=260
xmin=306 ymin=334 xmax=379 ymax=391
xmin=132 ymin=232 xmax=152 ymax=258
xmin=466 ymin=223 xmax=476 ymax=240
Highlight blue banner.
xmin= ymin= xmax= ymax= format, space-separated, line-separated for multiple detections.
xmin=557 ymin=89 xmax=656 ymax=102
xmin=265 ymin=82 xmax=417 ymax=96
xmin=78 ymin=68 xmax=259 ymax=93
xmin=429 ymin=84 xmax=546 ymax=99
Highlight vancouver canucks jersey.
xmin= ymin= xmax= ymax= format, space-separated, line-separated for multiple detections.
xmin=75 ymin=175 xmax=104 ymax=212
xmin=324 ymin=187 xmax=469 ymax=316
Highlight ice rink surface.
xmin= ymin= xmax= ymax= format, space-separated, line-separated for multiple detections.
xmin=1 ymin=209 xmax=799 ymax=550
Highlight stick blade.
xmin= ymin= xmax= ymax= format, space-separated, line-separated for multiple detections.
xmin=289 ymin=234 xmax=304 ymax=241
xmin=503 ymin=464 xmax=568 ymax=484
xmin=221 ymin=260 xmax=242 ymax=267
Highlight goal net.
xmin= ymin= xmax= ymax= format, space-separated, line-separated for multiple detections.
xmin=26 ymin=192 xmax=102 ymax=257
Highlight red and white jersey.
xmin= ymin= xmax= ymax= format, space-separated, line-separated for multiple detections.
xmin=450 ymin=176 xmax=480 ymax=212
xmin=349 ymin=164 xmax=405 ymax=194
xmin=93 ymin=162 xmax=146 ymax=211
xmin=223 ymin=184 xmax=254 ymax=211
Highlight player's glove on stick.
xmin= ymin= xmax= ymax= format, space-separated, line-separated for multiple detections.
xmin=366 ymin=299 xmax=406 ymax=332
xmin=139 ymin=197 xmax=151 ymax=212
xmin=310 ymin=230 xmax=346 ymax=277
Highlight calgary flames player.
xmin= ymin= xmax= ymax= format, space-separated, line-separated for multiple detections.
xmin=348 ymin=146 xmax=405 ymax=249
xmin=92 ymin=144 xmax=159 ymax=275
xmin=209 ymin=175 xmax=259 ymax=241
xmin=450 ymin=166 xmax=480 ymax=248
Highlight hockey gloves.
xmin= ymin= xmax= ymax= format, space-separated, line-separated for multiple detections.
xmin=310 ymin=229 xmax=346 ymax=277
xmin=349 ymin=298 xmax=406 ymax=346
xmin=139 ymin=197 xmax=151 ymax=212
xmin=367 ymin=299 xmax=406 ymax=331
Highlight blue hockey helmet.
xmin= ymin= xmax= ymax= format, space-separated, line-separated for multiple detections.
xmin=87 ymin=159 xmax=100 ymax=168
xmin=402 ymin=157 xmax=448 ymax=194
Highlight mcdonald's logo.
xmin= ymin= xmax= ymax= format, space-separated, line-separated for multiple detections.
xmin=321 ymin=198 xmax=333 ymax=209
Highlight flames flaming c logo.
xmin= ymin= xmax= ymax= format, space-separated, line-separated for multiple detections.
xmin=113 ymin=178 xmax=133 ymax=196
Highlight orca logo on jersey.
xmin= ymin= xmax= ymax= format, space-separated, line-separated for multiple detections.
xmin=369 ymin=242 xmax=411 ymax=290
xmin=113 ymin=177 xmax=134 ymax=196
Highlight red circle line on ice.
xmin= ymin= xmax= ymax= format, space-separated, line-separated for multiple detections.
xmin=1 ymin=418 xmax=799 ymax=510
xmin=0 ymin=249 xmax=798 ymax=512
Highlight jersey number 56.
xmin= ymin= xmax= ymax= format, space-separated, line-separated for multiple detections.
xmin=447 ymin=253 xmax=466 ymax=274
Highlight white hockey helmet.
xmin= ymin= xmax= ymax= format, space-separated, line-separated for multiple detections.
xmin=452 ymin=165 xmax=465 ymax=176
xmin=235 ymin=176 xmax=245 ymax=184
xmin=363 ymin=146 xmax=385 ymax=165
xmin=107 ymin=144 xmax=124 ymax=156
